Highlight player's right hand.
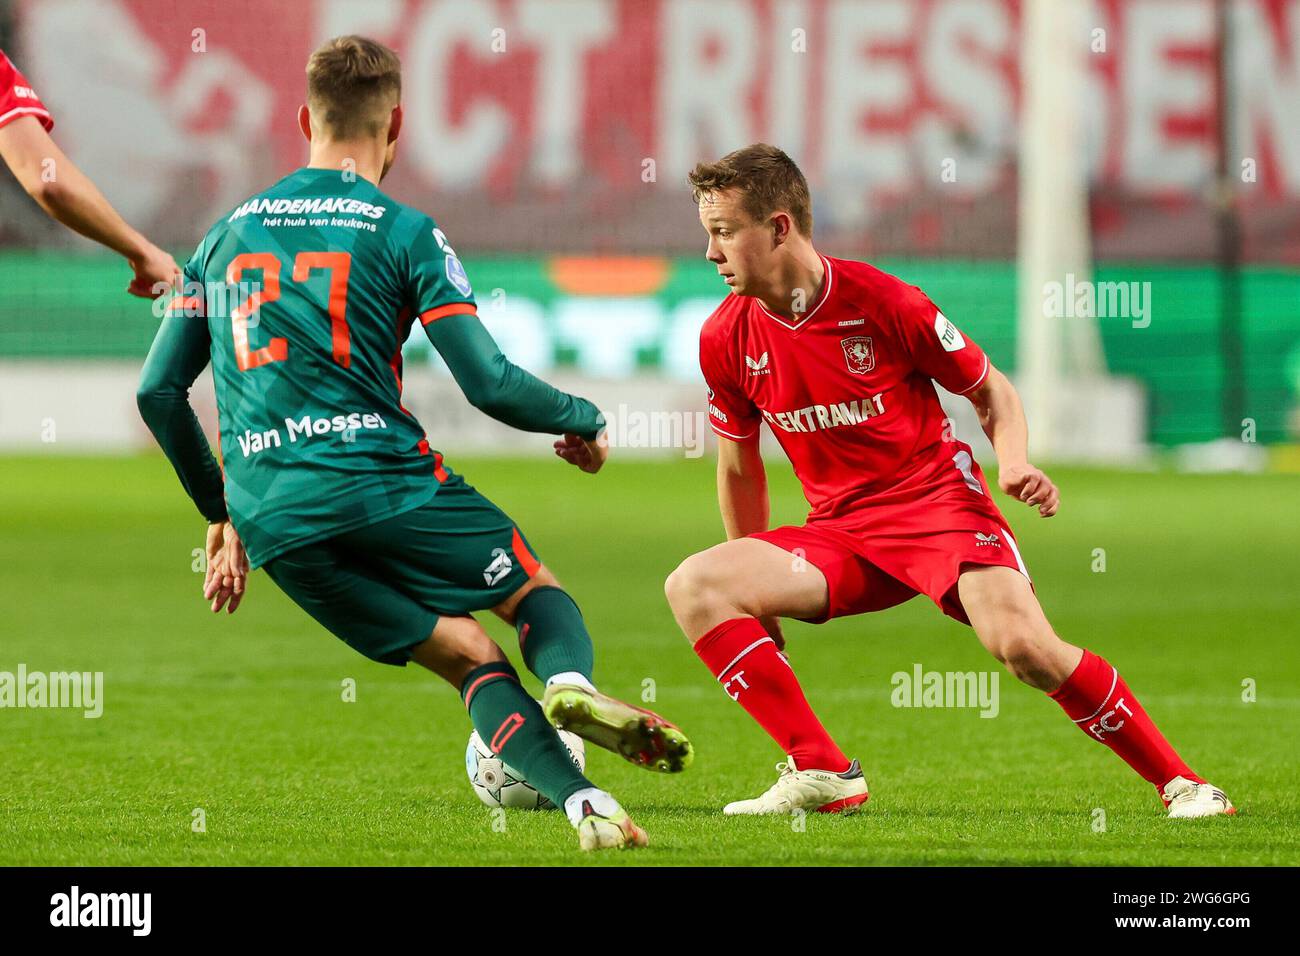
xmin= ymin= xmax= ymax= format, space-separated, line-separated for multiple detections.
xmin=203 ymin=521 xmax=249 ymax=614
xmin=997 ymin=462 xmax=1060 ymax=517
xmin=553 ymin=431 xmax=609 ymax=474
xmin=126 ymin=241 xmax=181 ymax=298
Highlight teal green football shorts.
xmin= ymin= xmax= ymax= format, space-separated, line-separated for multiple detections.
xmin=263 ymin=469 xmax=542 ymax=666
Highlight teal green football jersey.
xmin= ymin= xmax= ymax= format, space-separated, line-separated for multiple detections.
xmin=182 ymin=167 xmax=475 ymax=568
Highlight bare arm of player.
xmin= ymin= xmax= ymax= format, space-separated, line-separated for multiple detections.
xmin=966 ymin=364 xmax=1060 ymax=517
xmin=717 ymin=434 xmax=786 ymax=649
xmin=0 ymin=115 xmax=179 ymax=297
xmin=717 ymin=434 xmax=769 ymax=539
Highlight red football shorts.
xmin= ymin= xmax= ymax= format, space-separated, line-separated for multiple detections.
xmin=751 ymin=476 xmax=1030 ymax=626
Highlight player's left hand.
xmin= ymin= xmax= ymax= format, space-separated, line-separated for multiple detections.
xmin=997 ymin=463 xmax=1059 ymax=517
xmin=759 ymin=615 xmax=786 ymax=653
xmin=553 ymin=431 xmax=609 ymax=474
xmin=203 ymin=521 xmax=250 ymax=613
xmin=126 ymin=242 xmax=181 ymax=298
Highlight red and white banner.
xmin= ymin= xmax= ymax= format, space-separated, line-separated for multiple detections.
xmin=11 ymin=0 xmax=1300 ymax=259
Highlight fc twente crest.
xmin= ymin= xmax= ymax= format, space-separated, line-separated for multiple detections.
xmin=841 ymin=335 xmax=875 ymax=374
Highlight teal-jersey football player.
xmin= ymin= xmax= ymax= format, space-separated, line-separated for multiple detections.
xmin=136 ymin=35 xmax=692 ymax=852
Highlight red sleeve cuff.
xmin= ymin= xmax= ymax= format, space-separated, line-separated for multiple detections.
xmin=954 ymin=354 xmax=991 ymax=394
xmin=710 ymin=421 xmax=759 ymax=441
xmin=0 ymin=106 xmax=53 ymax=132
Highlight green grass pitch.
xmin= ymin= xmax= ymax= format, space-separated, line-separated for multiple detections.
xmin=1 ymin=454 xmax=1296 ymax=866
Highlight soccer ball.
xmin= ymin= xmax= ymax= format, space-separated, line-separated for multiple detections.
xmin=465 ymin=726 xmax=585 ymax=810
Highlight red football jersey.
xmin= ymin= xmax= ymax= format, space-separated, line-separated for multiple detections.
xmin=0 ymin=50 xmax=53 ymax=132
xmin=700 ymin=255 xmax=992 ymax=521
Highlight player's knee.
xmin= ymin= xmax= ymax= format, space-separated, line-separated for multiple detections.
xmin=664 ymin=552 xmax=720 ymax=613
xmin=412 ymin=618 xmax=507 ymax=684
xmin=990 ymin=625 xmax=1058 ymax=687
xmin=663 ymin=560 xmax=693 ymax=611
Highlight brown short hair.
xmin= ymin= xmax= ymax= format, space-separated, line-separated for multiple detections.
xmin=688 ymin=144 xmax=813 ymax=236
xmin=306 ymin=35 xmax=401 ymax=139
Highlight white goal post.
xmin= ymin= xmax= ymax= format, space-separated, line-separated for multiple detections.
xmin=1017 ymin=0 xmax=1109 ymax=459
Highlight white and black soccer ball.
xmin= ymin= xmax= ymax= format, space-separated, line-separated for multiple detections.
xmin=465 ymin=726 xmax=585 ymax=810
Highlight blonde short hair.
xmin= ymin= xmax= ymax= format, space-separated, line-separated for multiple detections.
xmin=306 ymin=35 xmax=401 ymax=139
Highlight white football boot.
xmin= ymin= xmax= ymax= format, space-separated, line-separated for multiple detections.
xmin=723 ymin=757 xmax=869 ymax=816
xmin=565 ymin=788 xmax=649 ymax=851
xmin=1163 ymin=776 xmax=1236 ymax=819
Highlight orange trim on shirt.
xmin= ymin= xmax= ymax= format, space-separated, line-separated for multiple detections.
xmin=511 ymin=527 xmax=541 ymax=578
xmin=389 ymin=305 xmax=433 ymax=459
xmin=165 ymin=295 xmax=203 ymax=314
xmin=419 ymin=301 xmax=476 ymax=325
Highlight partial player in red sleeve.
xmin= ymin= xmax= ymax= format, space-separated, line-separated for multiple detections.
xmin=668 ymin=144 xmax=1233 ymax=820
xmin=0 ymin=49 xmax=178 ymax=297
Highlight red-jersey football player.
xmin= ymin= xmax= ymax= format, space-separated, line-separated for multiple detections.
xmin=660 ymin=144 xmax=1233 ymax=819
xmin=0 ymin=48 xmax=178 ymax=296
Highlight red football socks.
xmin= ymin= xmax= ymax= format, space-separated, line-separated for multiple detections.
xmin=695 ymin=617 xmax=850 ymax=773
xmin=1050 ymin=649 xmax=1202 ymax=794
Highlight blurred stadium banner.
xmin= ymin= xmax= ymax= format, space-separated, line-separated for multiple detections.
xmin=1 ymin=0 xmax=1298 ymax=458
xmin=8 ymin=0 xmax=1300 ymax=258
